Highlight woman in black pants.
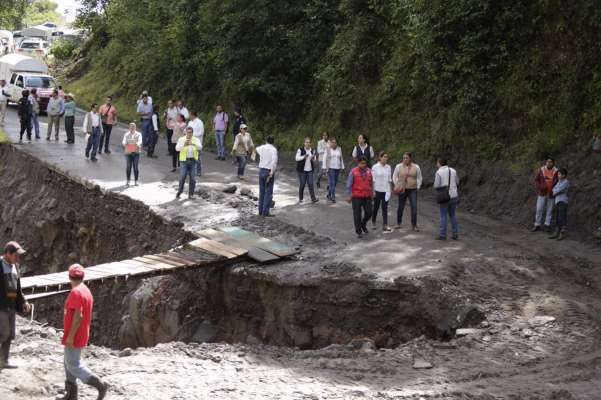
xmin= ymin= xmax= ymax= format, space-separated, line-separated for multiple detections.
xmin=170 ymin=113 xmax=187 ymax=172
xmin=371 ymin=151 xmax=392 ymax=232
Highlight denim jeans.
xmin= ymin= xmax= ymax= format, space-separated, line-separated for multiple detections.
xmin=178 ymin=159 xmax=197 ymax=196
xmin=85 ymin=127 xmax=101 ymax=159
xmin=298 ymin=171 xmax=316 ymax=201
xmin=439 ymin=198 xmax=459 ymax=238
xmin=372 ymin=191 xmax=388 ymax=225
xmin=327 ymin=169 xmax=341 ymax=200
xmin=197 ymin=150 xmax=202 ymax=176
xmin=64 ymin=116 xmax=75 ymax=142
xmin=215 ymin=130 xmax=226 ymax=158
xmin=236 ymin=155 xmax=247 ymax=177
xmin=125 ymin=153 xmax=140 ymax=182
xmin=64 ymin=347 xmax=93 ymax=384
xmin=555 ymin=201 xmax=568 ymax=229
xmin=99 ymin=123 xmax=113 ymax=152
xmin=535 ymin=195 xmax=554 ymax=227
xmin=30 ymin=113 xmax=40 ymax=138
xmin=397 ymin=188 xmax=418 ymax=227
xmin=258 ymin=168 xmax=275 ymax=216
xmin=141 ymin=118 xmax=152 ymax=147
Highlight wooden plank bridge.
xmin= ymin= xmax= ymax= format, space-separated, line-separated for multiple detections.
xmin=23 ymin=227 xmax=298 ymax=300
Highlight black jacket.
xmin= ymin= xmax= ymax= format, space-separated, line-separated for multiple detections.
xmin=0 ymin=258 xmax=26 ymax=313
xmin=17 ymin=97 xmax=32 ymax=122
xmin=232 ymin=115 xmax=246 ymax=136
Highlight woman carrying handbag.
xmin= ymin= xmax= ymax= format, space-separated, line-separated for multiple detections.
xmin=392 ymin=152 xmax=422 ymax=231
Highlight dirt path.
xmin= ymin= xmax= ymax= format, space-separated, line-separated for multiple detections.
xmin=1 ymin=107 xmax=601 ymax=398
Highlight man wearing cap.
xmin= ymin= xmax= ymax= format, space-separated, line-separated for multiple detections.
xmin=0 ymin=241 xmax=31 ymax=369
xmin=60 ymin=264 xmax=107 ymax=400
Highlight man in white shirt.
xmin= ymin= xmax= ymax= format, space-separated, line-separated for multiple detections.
xmin=164 ymin=100 xmax=179 ymax=156
xmin=176 ymin=100 xmax=189 ymax=121
xmin=0 ymin=79 xmax=10 ymax=126
xmin=187 ymin=111 xmax=205 ymax=176
xmin=255 ymin=135 xmax=278 ymax=216
xmin=433 ymin=157 xmax=459 ymax=240
xmin=136 ymin=90 xmax=153 ymax=106
xmin=294 ymin=137 xmax=318 ymax=204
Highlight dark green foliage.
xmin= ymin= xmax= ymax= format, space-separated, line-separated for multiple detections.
xmin=73 ymin=0 xmax=601 ymax=163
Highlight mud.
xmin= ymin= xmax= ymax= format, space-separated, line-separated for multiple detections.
xmin=0 ymin=144 xmax=194 ymax=275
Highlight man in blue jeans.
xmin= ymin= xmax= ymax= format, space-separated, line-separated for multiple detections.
xmin=175 ymin=127 xmax=202 ymax=199
xmin=256 ymin=136 xmax=278 ymax=216
xmin=137 ymin=94 xmax=153 ymax=147
xmin=213 ymin=105 xmax=229 ymax=160
xmin=433 ymin=158 xmax=460 ymax=240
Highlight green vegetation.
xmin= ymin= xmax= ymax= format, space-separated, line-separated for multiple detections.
xmin=0 ymin=0 xmax=27 ymax=30
xmin=69 ymin=0 xmax=601 ymax=163
xmin=25 ymin=0 xmax=61 ymax=26
xmin=50 ymin=40 xmax=78 ymax=61
xmin=0 ymin=128 xmax=10 ymax=143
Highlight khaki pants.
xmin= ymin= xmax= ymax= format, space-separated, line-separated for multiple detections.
xmin=47 ymin=115 xmax=61 ymax=139
xmin=0 ymin=100 xmax=7 ymax=124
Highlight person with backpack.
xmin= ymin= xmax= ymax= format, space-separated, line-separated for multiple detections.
xmin=322 ymin=138 xmax=344 ymax=203
xmin=98 ymin=96 xmax=118 ymax=154
xmin=530 ymin=157 xmax=558 ymax=232
xmin=371 ymin=151 xmax=392 ymax=232
xmin=213 ymin=105 xmax=229 ymax=160
xmin=295 ymin=137 xmax=319 ymax=204
xmin=433 ymin=157 xmax=459 ymax=240
xmin=392 ymin=152 xmax=423 ymax=231
xmin=83 ymin=104 xmax=102 ymax=162
xmin=347 ymin=157 xmax=374 ymax=238
xmin=28 ymin=89 xmax=40 ymax=139
xmin=351 ymin=134 xmax=375 ymax=166
xmin=17 ymin=90 xmax=32 ymax=143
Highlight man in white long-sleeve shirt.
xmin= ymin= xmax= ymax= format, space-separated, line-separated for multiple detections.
xmin=433 ymin=158 xmax=460 ymax=240
xmin=187 ymin=111 xmax=205 ymax=176
xmin=0 ymin=79 xmax=10 ymax=126
xmin=255 ymin=136 xmax=278 ymax=216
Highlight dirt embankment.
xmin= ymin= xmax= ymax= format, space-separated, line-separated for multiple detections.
xmin=0 ymin=144 xmax=195 ymax=275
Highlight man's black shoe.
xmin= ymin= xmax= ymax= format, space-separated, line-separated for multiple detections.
xmin=361 ymin=225 xmax=368 ymax=234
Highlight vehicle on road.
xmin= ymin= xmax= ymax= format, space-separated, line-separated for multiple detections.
xmin=17 ymin=39 xmax=50 ymax=58
xmin=0 ymin=54 xmax=56 ymax=112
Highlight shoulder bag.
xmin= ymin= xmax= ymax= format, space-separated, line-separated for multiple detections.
xmin=436 ymin=168 xmax=451 ymax=204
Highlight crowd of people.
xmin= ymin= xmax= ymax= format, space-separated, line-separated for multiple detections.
xmin=2 ymin=85 xmax=577 ymax=240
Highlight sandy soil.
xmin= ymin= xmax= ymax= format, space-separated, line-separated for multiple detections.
xmin=1 ymin=108 xmax=601 ymax=398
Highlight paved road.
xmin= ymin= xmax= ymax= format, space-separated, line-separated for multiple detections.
xmin=2 ymin=106 xmax=598 ymax=281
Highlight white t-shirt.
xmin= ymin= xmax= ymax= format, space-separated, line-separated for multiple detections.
xmin=371 ymin=163 xmax=392 ymax=193
xmin=434 ymin=166 xmax=459 ymax=199
xmin=91 ymin=113 xmax=100 ymax=127
xmin=187 ymin=118 xmax=205 ymax=142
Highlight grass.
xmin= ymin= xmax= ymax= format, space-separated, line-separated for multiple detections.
xmin=0 ymin=128 xmax=9 ymax=143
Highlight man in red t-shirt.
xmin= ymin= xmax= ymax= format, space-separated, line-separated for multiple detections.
xmin=59 ymin=264 xmax=107 ymax=400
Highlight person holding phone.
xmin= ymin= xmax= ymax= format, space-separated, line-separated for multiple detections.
xmin=122 ymin=122 xmax=142 ymax=186
xmin=175 ymin=127 xmax=202 ymax=199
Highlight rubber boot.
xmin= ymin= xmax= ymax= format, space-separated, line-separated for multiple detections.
xmin=58 ymin=381 xmax=78 ymax=400
xmin=87 ymin=375 xmax=107 ymax=400
xmin=0 ymin=341 xmax=17 ymax=369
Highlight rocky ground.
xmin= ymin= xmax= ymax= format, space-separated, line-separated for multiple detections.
xmin=1 ymin=108 xmax=601 ymax=398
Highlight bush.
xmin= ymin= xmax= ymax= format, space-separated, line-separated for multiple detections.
xmin=50 ymin=40 xmax=78 ymax=61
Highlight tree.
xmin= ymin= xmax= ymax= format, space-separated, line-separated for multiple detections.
xmin=25 ymin=0 xmax=62 ymax=26
xmin=0 ymin=0 xmax=27 ymax=30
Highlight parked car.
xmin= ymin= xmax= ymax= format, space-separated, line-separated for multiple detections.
xmin=17 ymin=39 xmax=49 ymax=58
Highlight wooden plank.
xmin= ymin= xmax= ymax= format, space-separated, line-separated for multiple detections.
xmin=198 ymin=229 xmax=278 ymax=263
xmin=196 ymin=229 xmax=249 ymax=257
xmin=21 ymin=277 xmax=63 ymax=288
xmin=187 ymin=238 xmax=239 ymax=259
xmin=26 ymin=290 xmax=70 ymax=300
xmin=143 ymin=254 xmax=185 ymax=267
xmin=135 ymin=256 xmax=179 ymax=271
xmin=158 ymin=253 xmax=198 ymax=266
xmin=218 ymin=227 xmax=297 ymax=257
xmin=120 ymin=259 xmax=163 ymax=271
xmin=129 ymin=258 xmax=173 ymax=271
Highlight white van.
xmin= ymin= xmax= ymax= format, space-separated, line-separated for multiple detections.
xmin=0 ymin=54 xmax=56 ymax=111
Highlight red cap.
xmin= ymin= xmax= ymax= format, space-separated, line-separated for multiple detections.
xmin=68 ymin=264 xmax=85 ymax=279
